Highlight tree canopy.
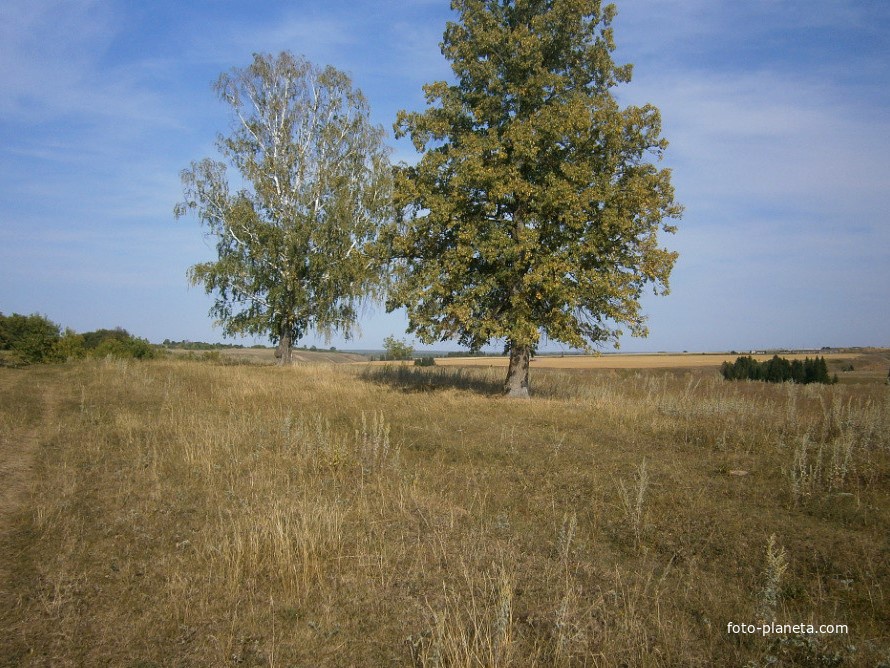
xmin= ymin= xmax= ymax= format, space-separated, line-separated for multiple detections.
xmin=386 ymin=0 xmax=681 ymax=396
xmin=175 ymin=52 xmax=392 ymax=363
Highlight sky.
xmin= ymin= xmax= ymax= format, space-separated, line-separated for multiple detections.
xmin=1 ymin=0 xmax=888 ymax=353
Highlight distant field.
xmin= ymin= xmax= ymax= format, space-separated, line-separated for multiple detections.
xmin=174 ymin=347 xmax=889 ymax=384
xmin=361 ymin=350 xmax=890 ymax=386
xmin=166 ymin=347 xmax=368 ymax=365
xmin=434 ymin=352 xmax=860 ymax=370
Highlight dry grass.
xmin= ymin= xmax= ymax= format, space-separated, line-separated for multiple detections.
xmin=166 ymin=347 xmax=368 ymax=365
xmin=432 ymin=352 xmax=859 ymax=371
xmin=1 ymin=357 xmax=888 ymax=666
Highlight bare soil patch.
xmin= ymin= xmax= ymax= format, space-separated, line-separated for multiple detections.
xmin=0 ymin=373 xmax=42 ymax=541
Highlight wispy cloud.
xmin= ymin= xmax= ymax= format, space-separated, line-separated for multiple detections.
xmin=0 ymin=0 xmax=176 ymax=126
xmin=638 ymin=69 xmax=890 ymax=216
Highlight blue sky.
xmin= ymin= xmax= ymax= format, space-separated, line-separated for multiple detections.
xmin=1 ymin=0 xmax=888 ymax=352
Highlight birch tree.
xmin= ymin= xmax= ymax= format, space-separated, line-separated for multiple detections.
xmin=388 ymin=0 xmax=681 ymax=396
xmin=175 ymin=52 xmax=391 ymax=363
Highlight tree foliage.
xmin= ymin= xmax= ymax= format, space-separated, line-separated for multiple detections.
xmin=175 ymin=52 xmax=391 ymax=363
xmin=382 ymin=335 xmax=414 ymax=361
xmin=386 ymin=0 xmax=681 ymax=396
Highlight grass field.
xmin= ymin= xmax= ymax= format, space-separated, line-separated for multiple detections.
xmin=1 ymin=355 xmax=888 ymax=665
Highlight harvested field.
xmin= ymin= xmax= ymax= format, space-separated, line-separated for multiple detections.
xmin=434 ymin=352 xmax=859 ymax=370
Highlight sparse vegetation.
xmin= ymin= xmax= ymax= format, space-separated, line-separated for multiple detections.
xmin=1 ymin=356 xmax=887 ymax=665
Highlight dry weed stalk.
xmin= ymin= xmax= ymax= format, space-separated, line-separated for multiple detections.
xmin=756 ymin=534 xmax=788 ymax=625
xmin=416 ymin=564 xmax=516 ymax=668
xmin=618 ymin=459 xmax=649 ymax=547
xmin=556 ymin=511 xmax=577 ymax=564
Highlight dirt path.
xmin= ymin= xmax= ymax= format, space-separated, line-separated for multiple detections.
xmin=0 ymin=372 xmax=54 ymax=603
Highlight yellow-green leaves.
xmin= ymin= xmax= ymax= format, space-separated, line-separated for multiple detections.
xmin=177 ymin=52 xmax=391 ymax=356
xmin=389 ymin=0 xmax=680 ymax=357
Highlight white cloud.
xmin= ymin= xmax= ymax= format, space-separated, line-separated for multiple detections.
xmin=624 ymin=67 xmax=890 ymax=223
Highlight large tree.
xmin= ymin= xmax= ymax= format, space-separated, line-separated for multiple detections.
xmin=388 ymin=0 xmax=681 ymax=396
xmin=175 ymin=52 xmax=391 ymax=363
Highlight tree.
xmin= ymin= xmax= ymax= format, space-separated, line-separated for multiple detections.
xmin=387 ymin=0 xmax=681 ymax=396
xmin=382 ymin=335 xmax=414 ymax=361
xmin=175 ymin=52 xmax=391 ymax=364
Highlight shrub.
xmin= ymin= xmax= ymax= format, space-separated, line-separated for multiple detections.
xmin=91 ymin=335 xmax=156 ymax=360
xmin=0 ymin=312 xmax=61 ymax=365
xmin=53 ymin=329 xmax=87 ymax=361
xmin=0 ymin=316 xmax=157 ymax=364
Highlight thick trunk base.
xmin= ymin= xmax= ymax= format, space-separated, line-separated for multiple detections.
xmin=275 ymin=331 xmax=292 ymax=366
xmin=504 ymin=344 xmax=531 ymax=398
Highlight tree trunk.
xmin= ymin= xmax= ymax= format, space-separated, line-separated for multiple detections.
xmin=276 ymin=328 xmax=292 ymax=366
xmin=505 ymin=343 xmax=531 ymax=398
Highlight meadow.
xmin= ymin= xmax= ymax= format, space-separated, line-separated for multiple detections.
xmin=0 ymin=353 xmax=888 ymax=666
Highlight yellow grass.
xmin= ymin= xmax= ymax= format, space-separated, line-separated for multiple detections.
xmin=1 ymin=357 xmax=887 ymax=665
xmin=434 ymin=352 xmax=856 ymax=370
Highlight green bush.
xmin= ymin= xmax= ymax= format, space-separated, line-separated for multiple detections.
xmin=53 ymin=329 xmax=87 ymax=361
xmin=0 ymin=313 xmax=61 ymax=365
xmin=89 ymin=331 xmax=156 ymax=360
xmin=0 ymin=315 xmax=157 ymax=364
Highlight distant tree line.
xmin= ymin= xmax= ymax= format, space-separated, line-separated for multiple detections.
xmin=163 ymin=339 xmax=251 ymax=350
xmin=0 ymin=313 xmax=155 ymax=366
xmin=721 ymin=355 xmax=837 ymax=385
xmin=444 ymin=350 xmax=497 ymax=358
